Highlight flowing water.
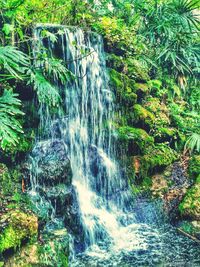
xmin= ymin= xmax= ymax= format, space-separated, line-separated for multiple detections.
xmin=30 ymin=26 xmax=200 ymax=266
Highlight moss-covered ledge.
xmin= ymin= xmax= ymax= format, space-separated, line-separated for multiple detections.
xmin=0 ymin=210 xmax=38 ymax=254
xmin=138 ymin=144 xmax=178 ymax=178
xmin=179 ymin=175 xmax=200 ymax=220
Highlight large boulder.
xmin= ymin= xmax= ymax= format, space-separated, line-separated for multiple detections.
xmin=31 ymin=139 xmax=72 ymax=185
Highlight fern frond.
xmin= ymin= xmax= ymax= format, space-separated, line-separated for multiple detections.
xmin=0 ymin=90 xmax=24 ymax=150
xmin=185 ymin=132 xmax=200 ymax=153
xmin=42 ymin=57 xmax=72 ymax=84
xmin=28 ymin=70 xmax=60 ymax=107
xmin=0 ymin=46 xmax=29 ymax=80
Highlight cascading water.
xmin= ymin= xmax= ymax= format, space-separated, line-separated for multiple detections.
xmin=29 ymin=25 xmax=200 ymax=266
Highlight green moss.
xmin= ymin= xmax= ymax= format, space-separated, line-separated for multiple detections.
xmin=143 ymin=97 xmax=170 ymax=130
xmin=139 ymin=144 xmax=178 ymax=178
xmin=179 ymin=221 xmax=200 ymax=237
xmin=109 ymin=68 xmax=135 ymax=91
xmin=0 ymin=211 xmax=38 ymax=253
xmin=134 ymin=83 xmax=149 ymax=94
xmin=179 ymin=175 xmax=200 ymax=219
xmin=109 ymin=68 xmax=137 ymax=107
xmin=0 ymin=163 xmax=12 ymax=195
xmin=133 ymin=104 xmax=155 ymax=127
xmin=124 ymin=58 xmax=150 ymax=82
xmin=109 ymin=68 xmax=123 ymax=89
xmin=106 ymin=53 xmax=124 ymax=71
xmin=188 ymin=155 xmax=200 ymax=179
xmin=38 ymin=229 xmax=69 ymax=267
xmin=157 ymin=127 xmax=176 ymax=137
xmin=124 ymin=92 xmax=137 ymax=105
xmin=0 ymin=164 xmax=23 ymax=196
xmin=117 ymin=126 xmax=154 ymax=151
xmin=154 ymin=127 xmax=178 ymax=142
xmin=141 ymin=176 xmax=152 ymax=190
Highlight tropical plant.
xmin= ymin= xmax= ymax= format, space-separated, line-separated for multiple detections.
xmin=28 ymin=70 xmax=60 ymax=107
xmin=0 ymin=46 xmax=28 ymax=150
xmin=139 ymin=0 xmax=200 ymax=83
xmin=0 ymin=89 xmax=24 ymax=150
xmin=0 ymin=46 xmax=29 ymax=80
xmin=185 ymin=132 xmax=200 ymax=153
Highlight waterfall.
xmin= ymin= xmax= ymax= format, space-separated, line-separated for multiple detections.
xmin=30 ymin=25 xmax=138 ymax=248
xmin=28 ymin=25 xmax=200 ymax=266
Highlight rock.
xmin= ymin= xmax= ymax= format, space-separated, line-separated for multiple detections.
xmin=178 ymin=220 xmax=200 ymax=241
xmin=39 ymin=184 xmax=74 ymax=216
xmin=188 ymin=155 xmax=200 ymax=179
xmin=64 ymin=187 xmax=84 ymax=245
xmin=151 ymin=174 xmax=168 ymax=198
xmin=179 ymin=176 xmax=200 ymax=220
xmin=0 ymin=210 xmax=38 ymax=254
xmin=4 ymin=228 xmax=69 ymax=267
xmin=164 ymin=187 xmax=187 ymax=215
xmin=30 ymin=139 xmax=72 ymax=185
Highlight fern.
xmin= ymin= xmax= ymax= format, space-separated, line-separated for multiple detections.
xmin=0 ymin=46 xmax=29 ymax=80
xmin=0 ymin=90 xmax=24 ymax=150
xmin=28 ymin=70 xmax=60 ymax=107
xmin=185 ymin=133 xmax=200 ymax=153
xmin=42 ymin=57 xmax=72 ymax=84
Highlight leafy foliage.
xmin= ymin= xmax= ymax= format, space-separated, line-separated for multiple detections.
xmin=0 ymin=46 xmax=28 ymax=80
xmin=139 ymin=0 xmax=200 ymax=82
xmin=28 ymin=70 xmax=60 ymax=107
xmin=0 ymin=90 xmax=24 ymax=150
xmin=185 ymin=133 xmax=200 ymax=153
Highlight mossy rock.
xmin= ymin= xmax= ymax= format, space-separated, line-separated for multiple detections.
xmin=109 ymin=68 xmax=135 ymax=93
xmin=139 ymin=144 xmax=178 ymax=178
xmin=154 ymin=127 xmax=178 ymax=143
xmin=109 ymin=68 xmax=137 ymax=107
xmin=0 ymin=164 xmax=12 ymax=195
xmin=0 ymin=164 xmax=23 ymax=196
xmin=4 ymin=229 xmax=69 ymax=267
xmin=124 ymin=58 xmax=150 ymax=82
xmin=117 ymin=126 xmax=154 ymax=152
xmin=179 ymin=221 xmax=200 ymax=240
xmin=132 ymin=104 xmax=155 ymax=127
xmin=144 ymin=97 xmax=170 ymax=127
xmin=157 ymin=127 xmax=176 ymax=137
xmin=134 ymin=83 xmax=149 ymax=95
xmin=124 ymin=92 xmax=137 ymax=105
xmin=106 ymin=54 xmax=124 ymax=72
xmin=150 ymin=174 xmax=169 ymax=198
xmin=179 ymin=175 xmax=200 ymax=220
xmin=188 ymin=155 xmax=200 ymax=179
xmin=0 ymin=210 xmax=38 ymax=253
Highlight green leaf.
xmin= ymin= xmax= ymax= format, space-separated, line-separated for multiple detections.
xmin=2 ymin=24 xmax=14 ymax=36
xmin=0 ymin=90 xmax=24 ymax=150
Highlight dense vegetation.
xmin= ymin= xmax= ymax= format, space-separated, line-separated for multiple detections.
xmin=0 ymin=0 xmax=199 ymax=265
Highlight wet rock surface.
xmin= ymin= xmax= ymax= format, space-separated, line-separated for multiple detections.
xmin=30 ymin=138 xmax=72 ymax=185
xmin=28 ymin=138 xmax=83 ymax=246
xmin=150 ymin=162 xmax=191 ymax=220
